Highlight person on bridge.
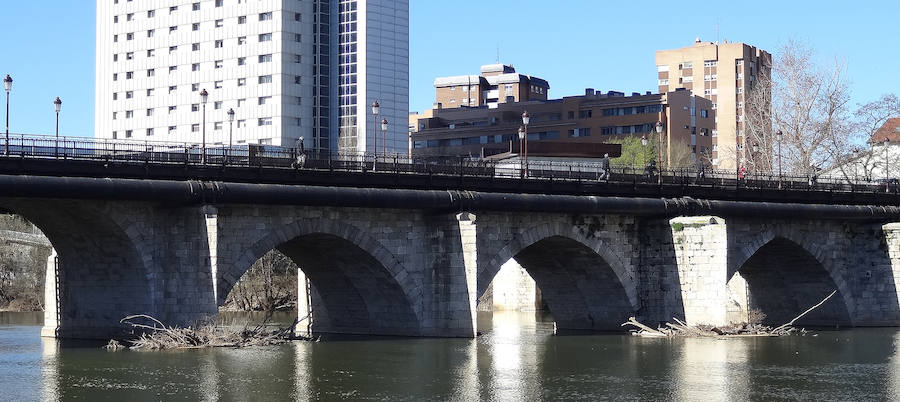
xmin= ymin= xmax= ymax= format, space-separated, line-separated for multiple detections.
xmin=644 ymin=160 xmax=658 ymax=181
xmin=293 ymin=137 xmax=307 ymax=169
xmin=599 ymin=153 xmax=611 ymax=181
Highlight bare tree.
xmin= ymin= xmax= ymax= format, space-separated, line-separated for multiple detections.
xmin=224 ymin=250 xmax=298 ymax=312
xmin=744 ymin=39 xmax=853 ymax=176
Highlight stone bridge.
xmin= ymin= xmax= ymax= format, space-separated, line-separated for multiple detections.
xmin=3 ymin=175 xmax=900 ymax=339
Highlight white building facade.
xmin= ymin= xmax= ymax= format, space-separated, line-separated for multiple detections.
xmin=96 ymin=0 xmax=408 ymax=154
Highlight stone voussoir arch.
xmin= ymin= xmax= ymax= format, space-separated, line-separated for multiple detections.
xmin=727 ymin=226 xmax=856 ymax=319
xmin=222 ymin=217 xmax=423 ymax=320
xmin=478 ymin=221 xmax=639 ymax=311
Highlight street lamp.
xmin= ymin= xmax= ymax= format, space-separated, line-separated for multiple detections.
xmin=885 ymin=138 xmax=890 ymax=190
xmin=371 ymin=100 xmax=379 ymax=171
xmin=522 ymin=111 xmax=530 ymax=176
xmin=4 ymin=75 xmax=11 ymax=156
xmin=655 ymin=121 xmax=664 ymax=184
xmin=641 ymin=135 xmax=648 ymax=171
xmin=200 ymin=89 xmax=208 ymax=164
xmin=226 ymin=108 xmax=235 ymax=162
xmin=517 ymin=126 xmax=526 ymax=178
xmin=776 ymin=130 xmax=783 ymax=189
xmin=381 ymin=118 xmax=388 ymax=157
xmin=752 ymin=142 xmax=759 ymax=180
xmin=53 ymin=97 xmax=61 ymax=158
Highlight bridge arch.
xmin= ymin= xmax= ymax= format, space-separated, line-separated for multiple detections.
xmin=0 ymin=199 xmax=156 ymax=339
xmin=224 ymin=218 xmax=421 ymax=335
xmin=728 ymin=229 xmax=854 ymax=326
xmin=479 ymin=222 xmax=638 ymax=330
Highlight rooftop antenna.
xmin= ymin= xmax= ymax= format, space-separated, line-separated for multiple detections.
xmin=496 ymin=44 xmax=500 ymax=64
xmin=715 ymin=19 xmax=719 ymax=44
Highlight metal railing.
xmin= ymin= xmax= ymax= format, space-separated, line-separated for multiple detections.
xmin=0 ymin=133 xmax=895 ymax=194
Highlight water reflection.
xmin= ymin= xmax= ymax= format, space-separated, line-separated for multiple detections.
xmin=2 ymin=312 xmax=900 ymax=400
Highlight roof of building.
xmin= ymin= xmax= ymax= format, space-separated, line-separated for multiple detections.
xmin=434 ymin=75 xmax=483 ymax=87
xmin=480 ymin=64 xmax=516 ymax=74
xmin=869 ymin=117 xmax=900 ymax=143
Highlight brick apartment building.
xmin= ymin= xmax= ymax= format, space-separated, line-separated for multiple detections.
xmin=433 ymin=64 xmax=550 ymax=110
xmin=411 ymin=88 xmax=714 ymax=165
xmin=656 ymin=39 xmax=771 ymax=169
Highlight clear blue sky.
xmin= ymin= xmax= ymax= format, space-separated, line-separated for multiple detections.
xmin=1 ymin=1 xmax=896 ymax=137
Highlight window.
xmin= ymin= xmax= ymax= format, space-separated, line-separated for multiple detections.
xmin=258 ymin=96 xmax=272 ymax=105
xmin=169 ymin=26 xmax=177 ymax=32
xmin=169 ymin=45 xmax=177 ymax=53
xmin=126 ymin=71 xmax=133 ymax=79
xmin=258 ymin=75 xmax=272 ymax=84
xmin=147 ymin=89 xmax=154 ymax=97
xmin=147 ymin=69 xmax=155 ymax=77
xmin=147 ymin=49 xmax=155 ymax=57
xmin=578 ymin=110 xmax=592 ymax=119
xmin=113 ymin=34 xmax=118 ymax=42
xmin=169 ymin=6 xmax=178 ymax=13
xmin=125 ymin=130 xmax=133 ymax=138
xmin=214 ymin=80 xmax=222 ymax=89
xmin=168 ymin=126 xmax=176 ymax=133
xmin=238 ymin=36 xmax=247 ymax=45
xmin=214 ymin=60 xmax=223 ymax=69
xmin=113 ymin=54 xmax=118 ymax=62
xmin=259 ymin=33 xmax=272 ymax=42
xmin=192 ymin=2 xmax=200 ymax=11
xmin=192 ymin=124 xmax=200 ymax=132
xmin=147 ymin=29 xmax=155 ymax=38
xmin=215 ymin=0 xmax=223 ymax=6
xmin=237 ymin=57 xmax=246 ymax=66
xmin=112 ymin=131 xmax=117 ymax=139
xmin=113 ymin=73 xmax=118 ymax=81
xmin=126 ymin=52 xmax=133 ymax=60
xmin=168 ymin=106 xmax=177 ymax=113
xmin=259 ymin=12 xmax=273 ymax=21
xmin=237 ymin=119 xmax=246 ymax=128
xmin=215 ymin=40 xmax=223 ymax=48
xmin=214 ymin=122 xmax=223 ymax=130
xmin=192 ymin=23 xmax=199 ymax=31
xmin=215 ymin=19 xmax=223 ymax=28
xmin=294 ymin=76 xmax=301 ymax=84
xmin=214 ymin=101 xmax=222 ymax=110
xmin=704 ymin=60 xmax=718 ymax=67
xmin=294 ymin=54 xmax=301 ymax=63
xmin=148 ymin=10 xmax=155 ymax=18
xmin=238 ymin=16 xmax=247 ymax=24
xmin=192 ymin=63 xmax=200 ymax=71
xmin=192 ymin=83 xmax=199 ymax=91
xmin=258 ymin=117 xmax=272 ymax=126
xmin=125 ymin=110 xmax=133 ymax=118
xmin=112 ymin=112 xmax=117 ymax=120
xmin=168 ymin=85 xmax=177 ymax=93
xmin=658 ymin=79 xmax=669 ymax=85
xmin=237 ymin=78 xmax=246 ymax=86
xmin=295 ymin=13 xmax=302 ymax=22
xmin=112 ymin=92 xmax=118 ymax=100
xmin=192 ymin=43 xmax=200 ymax=51
xmin=114 ymin=15 xmax=118 ymax=23
xmin=237 ymin=99 xmax=246 ymax=107
xmin=146 ymin=108 xmax=154 ymax=117
xmin=127 ymin=13 xmax=133 ymax=21
xmin=294 ymin=34 xmax=301 ymax=42
xmin=191 ymin=104 xmax=199 ymax=112
xmin=259 ymin=54 xmax=272 ymax=63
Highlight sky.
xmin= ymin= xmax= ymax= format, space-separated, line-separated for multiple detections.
xmin=0 ymin=1 xmax=897 ymax=138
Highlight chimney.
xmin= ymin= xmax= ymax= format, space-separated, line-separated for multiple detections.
xmin=585 ymin=88 xmax=595 ymax=96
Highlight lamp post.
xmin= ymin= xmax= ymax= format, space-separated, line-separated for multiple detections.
xmin=408 ymin=132 xmax=412 ymax=160
xmin=226 ymin=108 xmax=234 ymax=163
xmin=776 ymin=130 xmax=783 ymax=189
xmin=517 ymin=126 xmax=526 ymax=178
xmin=371 ymin=100 xmax=379 ymax=171
xmin=655 ymin=121 xmax=663 ymax=184
xmin=885 ymin=138 xmax=890 ymax=191
xmin=53 ymin=97 xmax=61 ymax=158
xmin=4 ymin=75 xmax=11 ymax=156
xmin=852 ymin=147 xmax=859 ymax=183
xmin=381 ymin=118 xmax=388 ymax=157
xmin=641 ymin=135 xmax=648 ymax=171
xmin=200 ymin=89 xmax=208 ymax=164
xmin=522 ymin=111 xmax=530 ymax=176
xmin=752 ymin=142 xmax=759 ymax=180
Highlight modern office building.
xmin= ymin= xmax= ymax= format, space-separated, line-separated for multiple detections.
xmin=412 ymin=88 xmax=714 ymax=164
xmin=96 ymin=0 xmax=409 ymax=155
xmin=433 ymin=64 xmax=550 ymax=110
xmin=656 ymin=39 xmax=771 ymax=169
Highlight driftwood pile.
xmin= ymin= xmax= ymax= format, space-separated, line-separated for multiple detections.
xmin=109 ymin=312 xmax=312 ymax=350
xmin=623 ymin=290 xmax=837 ymax=338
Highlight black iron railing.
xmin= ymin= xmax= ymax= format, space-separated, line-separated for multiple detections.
xmin=0 ymin=133 xmax=893 ymax=194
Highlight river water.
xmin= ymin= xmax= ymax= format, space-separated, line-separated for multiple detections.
xmin=2 ymin=311 xmax=900 ymax=401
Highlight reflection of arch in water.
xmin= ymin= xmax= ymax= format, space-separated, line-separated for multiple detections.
xmin=480 ymin=223 xmax=637 ymax=331
xmin=728 ymin=233 xmax=852 ymax=326
xmin=225 ymin=220 xmax=421 ymax=335
xmin=0 ymin=200 xmax=155 ymax=339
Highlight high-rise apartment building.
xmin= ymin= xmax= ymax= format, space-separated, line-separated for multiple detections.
xmin=656 ymin=39 xmax=771 ymax=169
xmin=433 ymin=64 xmax=549 ymax=109
xmin=96 ymin=0 xmax=408 ymax=155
